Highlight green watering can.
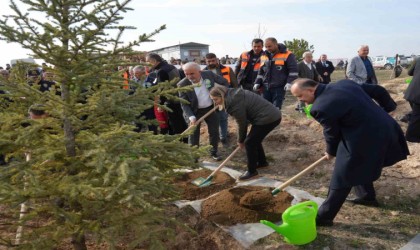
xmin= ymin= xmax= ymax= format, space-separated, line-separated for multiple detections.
xmin=303 ymin=104 xmax=313 ymax=118
xmin=406 ymin=78 xmax=412 ymax=84
xmin=260 ymin=200 xmax=318 ymax=245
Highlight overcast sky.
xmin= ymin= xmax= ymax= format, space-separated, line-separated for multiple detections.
xmin=1 ymin=0 xmax=419 ymax=67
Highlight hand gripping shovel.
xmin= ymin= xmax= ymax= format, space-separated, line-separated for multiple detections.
xmin=240 ymin=155 xmax=328 ymax=208
xmin=180 ymin=105 xmax=219 ymax=137
xmin=191 ymin=147 xmax=241 ymax=187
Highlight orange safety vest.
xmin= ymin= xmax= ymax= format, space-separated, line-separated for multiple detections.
xmin=220 ymin=66 xmax=231 ymax=84
xmin=122 ymin=70 xmax=130 ymax=90
xmin=260 ymin=51 xmax=292 ymax=67
xmin=240 ymin=51 xmax=261 ymax=72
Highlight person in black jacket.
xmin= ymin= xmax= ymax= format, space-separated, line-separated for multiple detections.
xmin=253 ymin=38 xmax=298 ymax=110
xmin=235 ymin=38 xmax=265 ymax=91
xmin=146 ymin=53 xmax=187 ymax=138
xmin=404 ymin=57 xmax=420 ymax=142
xmin=291 ymin=78 xmax=409 ymax=226
xmin=315 ymin=54 xmax=335 ymax=84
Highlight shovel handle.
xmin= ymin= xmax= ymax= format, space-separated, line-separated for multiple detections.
xmin=272 ymin=155 xmax=327 ymax=195
xmin=180 ymin=105 xmax=219 ymax=136
xmin=208 ymin=147 xmax=241 ymax=178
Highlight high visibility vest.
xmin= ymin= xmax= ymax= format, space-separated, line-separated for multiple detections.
xmin=261 ymin=51 xmax=292 ymax=67
xmin=122 ymin=70 xmax=130 ymax=90
xmin=240 ymin=52 xmax=261 ymax=72
xmin=220 ymin=66 xmax=231 ymax=84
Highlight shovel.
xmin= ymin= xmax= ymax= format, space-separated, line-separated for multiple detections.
xmin=180 ymin=105 xmax=219 ymax=137
xmin=240 ymin=155 xmax=328 ymax=208
xmin=191 ymin=146 xmax=241 ymax=187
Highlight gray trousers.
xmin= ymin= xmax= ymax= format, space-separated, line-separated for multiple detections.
xmin=189 ymin=105 xmax=220 ymax=154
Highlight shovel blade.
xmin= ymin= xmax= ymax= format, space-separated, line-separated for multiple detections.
xmin=191 ymin=176 xmax=213 ymax=187
xmin=191 ymin=177 xmax=206 ymax=186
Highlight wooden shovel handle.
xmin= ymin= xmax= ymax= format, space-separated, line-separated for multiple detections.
xmin=274 ymin=155 xmax=327 ymax=193
xmin=209 ymin=147 xmax=241 ymax=178
xmin=180 ymin=105 xmax=219 ymax=136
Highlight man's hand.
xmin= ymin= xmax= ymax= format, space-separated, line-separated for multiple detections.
xmin=238 ymin=142 xmax=245 ymax=149
xmin=323 ymin=72 xmax=328 ymax=76
xmin=253 ymin=84 xmax=260 ymax=91
xmin=284 ymin=83 xmax=292 ymax=91
xmin=318 ymin=76 xmax=324 ymax=82
xmin=325 ymin=152 xmax=335 ymax=160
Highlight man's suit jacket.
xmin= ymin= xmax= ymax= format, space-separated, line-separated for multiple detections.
xmin=315 ymin=60 xmax=335 ymax=83
xmin=177 ymin=70 xmax=228 ymax=119
xmin=347 ymin=56 xmax=378 ymax=84
xmin=310 ymin=80 xmax=409 ymax=189
xmin=297 ymin=61 xmax=320 ymax=81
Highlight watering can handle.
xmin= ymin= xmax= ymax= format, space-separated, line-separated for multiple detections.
xmin=282 ymin=200 xmax=318 ymax=219
xmin=272 ymin=155 xmax=327 ymax=195
xmin=180 ymin=105 xmax=219 ymax=136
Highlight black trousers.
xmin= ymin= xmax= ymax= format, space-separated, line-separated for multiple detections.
xmin=245 ymin=119 xmax=280 ymax=173
xmin=189 ymin=105 xmax=219 ymax=154
xmin=317 ymin=182 xmax=376 ymax=221
xmin=406 ymin=102 xmax=420 ymax=142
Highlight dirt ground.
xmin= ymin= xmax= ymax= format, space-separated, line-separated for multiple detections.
xmin=1 ymin=70 xmax=418 ymax=249
xmin=178 ymin=70 xmax=419 ymax=249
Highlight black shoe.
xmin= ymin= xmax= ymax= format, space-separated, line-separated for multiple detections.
xmin=211 ymin=152 xmax=222 ymax=161
xmin=238 ymin=171 xmax=258 ymax=181
xmin=316 ymin=218 xmax=334 ymax=227
xmin=256 ymin=162 xmax=269 ymax=169
xmin=346 ymin=198 xmax=379 ymax=207
xmin=220 ymin=138 xmax=229 ymax=146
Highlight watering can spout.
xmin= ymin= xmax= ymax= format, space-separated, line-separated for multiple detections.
xmin=260 ymin=220 xmax=288 ymax=236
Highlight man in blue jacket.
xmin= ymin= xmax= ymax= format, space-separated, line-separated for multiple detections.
xmin=291 ymin=78 xmax=409 ymax=226
xmin=253 ymin=38 xmax=298 ymax=110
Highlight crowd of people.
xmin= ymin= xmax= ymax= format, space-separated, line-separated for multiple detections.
xmin=1 ymin=37 xmax=419 ymax=228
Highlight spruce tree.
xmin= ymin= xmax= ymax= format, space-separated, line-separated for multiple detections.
xmin=0 ymin=0 xmax=199 ymax=249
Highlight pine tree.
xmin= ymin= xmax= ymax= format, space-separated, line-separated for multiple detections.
xmin=283 ymin=38 xmax=315 ymax=61
xmin=0 ymin=1 xmax=199 ymax=249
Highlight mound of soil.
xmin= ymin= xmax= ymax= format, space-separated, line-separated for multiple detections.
xmin=201 ymin=186 xmax=293 ymax=226
xmin=175 ymin=169 xmax=236 ymax=200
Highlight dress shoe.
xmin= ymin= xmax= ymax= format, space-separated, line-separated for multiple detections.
xmin=238 ymin=171 xmax=258 ymax=181
xmin=211 ymin=152 xmax=222 ymax=161
xmin=346 ymin=198 xmax=379 ymax=207
xmin=316 ymin=218 xmax=334 ymax=227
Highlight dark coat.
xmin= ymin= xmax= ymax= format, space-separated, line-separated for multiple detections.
xmin=404 ymin=57 xmax=420 ymax=105
xmin=310 ymin=80 xmax=409 ymax=189
xmin=177 ymin=70 xmax=228 ymax=118
xmin=315 ymin=60 xmax=335 ymax=83
xmin=224 ymin=88 xmax=281 ymax=143
xmin=298 ymin=61 xmax=321 ymax=81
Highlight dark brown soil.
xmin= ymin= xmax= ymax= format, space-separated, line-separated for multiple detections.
xmin=167 ymin=205 xmax=245 ymax=250
xmin=239 ymin=189 xmax=273 ymax=207
xmin=175 ymin=169 xmax=236 ymax=200
xmin=201 ymin=186 xmax=293 ymax=226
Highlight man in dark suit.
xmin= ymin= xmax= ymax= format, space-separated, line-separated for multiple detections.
xmin=146 ymin=53 xmax=187 ymax=137
xmin=296 ymin=51 xmax=322 ymax=112
xmin=291 ymin=78 xmax=409 ymax=226
xmin=177 ymin=62 xmax=229 ymax=161
xmin=315 ymin=54 xmax=335 ymax=84
xmin=404 ymin=57 xmax=420 ymax=142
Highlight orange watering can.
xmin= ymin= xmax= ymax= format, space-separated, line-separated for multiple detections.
xmin=260 ymin=200 xmax=318 ymax=245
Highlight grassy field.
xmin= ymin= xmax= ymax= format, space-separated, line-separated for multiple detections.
xmin=331 ymin=69 xmax=409 ymax=83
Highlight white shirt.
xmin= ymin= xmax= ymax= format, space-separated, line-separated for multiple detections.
xmin=304 ymin=61 xmax=312 ymax=70
xmin=189 ymin=78 xmax=213 ymax=122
